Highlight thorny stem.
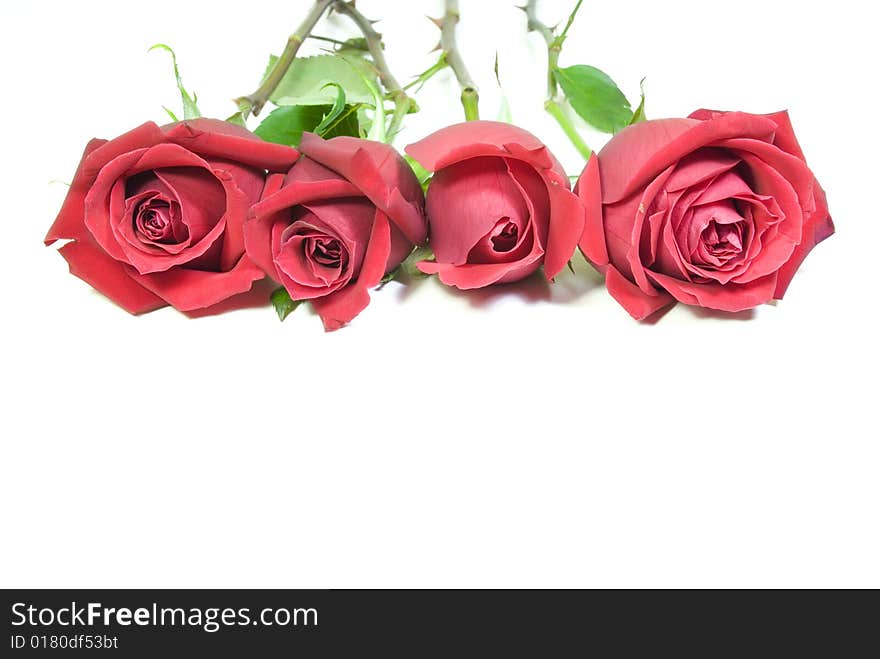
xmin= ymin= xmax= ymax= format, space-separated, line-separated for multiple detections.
xmin=403 ymin=54 xmax=448 ymax=92
xmin=236 ymin=0 xmax=335 ymax=119
xmin=523 ymin=0 xmax=559 ymax=99
xmin=440 ymin=0 xmax=480 ymax=121
xmin=333 ymin=0 xmax=413 ymax=141
xmin=523 ymin=0 xmax=591 ymax=159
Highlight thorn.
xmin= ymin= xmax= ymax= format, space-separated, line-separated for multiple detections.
xmin=427 ymin=15 xmax=443 ymax=29
xmin=430 ymin=41 xmax=442 ymax=53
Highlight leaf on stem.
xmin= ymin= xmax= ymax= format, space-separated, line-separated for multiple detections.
xmin=554 ymin=64 xmax=633 ymax=134
xmin=314 ymin=84 xmax=347 ymax=136
xmin=267 ymin=54 xmax=379 ymax=107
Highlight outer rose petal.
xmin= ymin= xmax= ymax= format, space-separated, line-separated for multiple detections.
xmin=405 ymin=121 xmax=566 ymax=178
xmin=298 ymin=133 xmax=426 ymax=245
xmin=163 ymin=118 xmax=300 ymax=172
xmin=648 ymin=269 xmax=778 ymax=312
xmin=45 ymin=138 xmax=109 ymax=244
xmin=417 ymin=250 xmax=544 ymax=289
xmin=132 ymin=255 xmax=266 ymax=311
xmin=598 ymin=113 xmax=778 ymax=204
xmin=689 ymin=109 xmax=806 ymax=161
xmin=311 ymin=209 xmax=392 ymax=331
xmin=605 ymin=265 xmax=674 ymax=320
xmin=57 ymin=240 xmax=166 ymax=314
xmin=543 ymin=183 xmax=585 ymax=280
xmin=774 ymin=182 xmax=834 ymax=298
xmin=81 ymin=122 xmax=168 ymax=178
xmin=574 ymin=154 xmax=609 ymax=267
xmin=244 ymin=173 xmax=287 ymax=278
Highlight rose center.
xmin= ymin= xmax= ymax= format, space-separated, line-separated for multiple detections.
xmin=490 ymin=218 xmax=519 ymax=253
xmin=134 ymin=199 xmax=186 ymax=245
xmin=701 ymin=219 xmax=744 ymax=260
xmin=308 ymin=236 xmax=344 ymax=268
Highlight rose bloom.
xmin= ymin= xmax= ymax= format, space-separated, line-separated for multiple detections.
xmin=45 ymin=119 xmax=299 ymax=313
xmin=405 ymin=121 xmax=592 ymax=288
xmin=576 ymin=110 xmax=834 ymax=319
xmin=245 ymin=133 xmax=427 ymax=331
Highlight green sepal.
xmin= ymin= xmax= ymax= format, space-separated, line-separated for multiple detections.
xmin=271 ymin=287 xmax=302 ymax=322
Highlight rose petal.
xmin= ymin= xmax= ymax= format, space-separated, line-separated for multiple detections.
xmin=405 ymin=121 xmax=565 ymax=178
xmin=599 ymin=113 xmax=778 ymax=204
xmin=46 ymin=138 xmax=109 ymax=245
xmin=574 ymin=154 xmax=609 ymax=266
xmin=133 ymin=255 xmax=265 ymax=311
xmin=57 ymin=240 xmax=166 ymax=314
xmin=311 ymin=208 xmax=392 ymax=331
xmin=426 ymin=156 xmax=529 ymax=266
xmin=163 ymin=118 xmax=299 ymax=172
xmin=299 ymin=133 xmax=426 ymax=245
xmin=243 ymin=173 xmax=287 ymax=279
xmin=605 ymin=265 xmax=675 ymax=320
xmin=647 ymin=269 xmax=777 ymax=312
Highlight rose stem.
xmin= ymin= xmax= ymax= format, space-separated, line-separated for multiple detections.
xmin=332 ymin=0 xmax=413 ymax=141
xmin=237 ymin=0 xmax=336 ymax=119
xmin=439 ymin=0 xmax=480 ymax=121
xmin=523 ymin=0 xmax=592 ymax=159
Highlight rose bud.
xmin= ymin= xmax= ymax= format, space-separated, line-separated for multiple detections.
xmin=405 ymin=121 xmax=590 ymax=288
xmin=576 ymin=110 xmax=834 ymax=319
xmin=244 ymin=133 xmax=427 ymax=331
xmin=45 ymin=119 xmax=299 ymax=313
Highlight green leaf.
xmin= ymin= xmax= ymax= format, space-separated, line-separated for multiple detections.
xmin=314 ymin=84 xmax=347 ymax=137
xmin=404 ymin=155 xmax=432 ymax=192
xmin=269 ymin=54 xmax=379 ymax=107
xmin=320 ymin=104 xmax=361 ymax=139
xmin=338 ymin=55 xmax=386 ymax=142
xmin=254 ymin=105 xmax=327 ymax=147
xmin=271 ymin=287 xmax=302 ymax=322
xmin=254 ymin=100 xmax=361 ymax=148
xmin=380 ymin=245 xmax=434 ymax=286
xmin=149 ymin=44 xmax=201 ymax=120
xmin=554 ymin=64 xmax=632 ymax=134
xmin=629 ymin=78 xmax=647 ymax=126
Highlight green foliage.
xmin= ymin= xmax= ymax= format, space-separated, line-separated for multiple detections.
xmin=313 ymin=84 xmax=347 ymax=136
xmin=267 ymin=54 xmax=379 ymax=107
xmin=149 ymin=44 xmax=201 ymax=120
xmin=380 ymin=246 xmax=434 ymax=286
xmin=271 ymin=287 xmax=302 ymax=322
xmin=629 ymin=79 xmax=647 ymax=125
xmin=553 ymin=65 xmax=633 ymax=134
xmin=254 ymin=101 xmax=360 ymax=147
xmin=404 ymin=155 xmax=432 ymax=192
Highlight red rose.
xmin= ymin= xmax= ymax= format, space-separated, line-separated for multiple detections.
xmin=576 ymin=110 xmax=834 ymax=319
xmin=405 ymin=121 xmax=590 ymax=288
xmin=245 ymin=133 xmax=427 ymax=331
xmin=45 ymin=119 xmax=299 ymax=313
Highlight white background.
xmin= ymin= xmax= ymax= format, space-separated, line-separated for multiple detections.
xmin=1 ymin=0 xmax=877 ymax=588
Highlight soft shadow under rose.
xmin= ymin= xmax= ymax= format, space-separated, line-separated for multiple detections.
xmin=245 ymin=133 xmax=427 ymax=331
xmin=45 ymin=119 xmax=299 ymax=313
